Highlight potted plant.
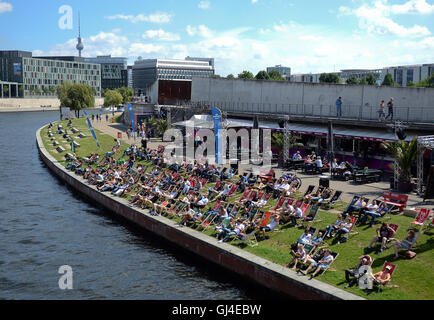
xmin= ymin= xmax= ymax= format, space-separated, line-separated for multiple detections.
xmin=272 ymin=133 xmax=303 ymax=167
xmin=382 ymin=138 xmax=419 ymax=193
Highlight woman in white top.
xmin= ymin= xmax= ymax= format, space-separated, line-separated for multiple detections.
xmin=286 ymin=244 xmax=307 ymax=270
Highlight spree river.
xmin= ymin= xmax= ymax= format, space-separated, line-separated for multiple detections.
xmin=0 ymin=110 xmax=271 ymax=300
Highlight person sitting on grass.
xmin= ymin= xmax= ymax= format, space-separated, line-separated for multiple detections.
xmin=258 ymin=214 xmax=281 ymax=240
xmin=286 ymin=244 xmax=307 ymax=270
xmin=364 ymin=223 xmax=396 ymax=254
xmin=384 ymin=229 xmax=418 ymax=260
xmin=301 ymin=249 xmax=334 ymax=279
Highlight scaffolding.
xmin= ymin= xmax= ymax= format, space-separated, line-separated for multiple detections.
xmin=417 ymin=135 xmax=434 ymax=196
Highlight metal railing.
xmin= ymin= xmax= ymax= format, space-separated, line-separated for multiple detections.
xmin=196 ymin=101 xmax=434 ymax=124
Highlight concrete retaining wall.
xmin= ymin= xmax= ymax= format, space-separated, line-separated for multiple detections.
xmin=191 ymin=78 xmax=434 ymax=122
xmin=36 ymin=126 xmax=363 ymax=301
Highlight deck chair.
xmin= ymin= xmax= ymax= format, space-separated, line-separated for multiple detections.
xmin=374 ymin=262 xmax=397 ymax=291
xmin=272 ymin=197 xmax=287 ymax=212
xmin=303 ymin=185 xmax=316 ymax=198
xmin=239 ymin=230 xmax=259 ymax=247
xmin=321 ymin=191 xmax=343 ymax=210
xmin=258 ymin=211 xmax=272 ymax=228
xmin=259 ymin=169 xmax=275 ymax=183
xmin=226 ymin=184 xmax=239 ymax=198
xmin=236 ymin=189 xmax=252 ymax=203
xmin=411 ymin=208 xmax=431 ymax=231
xmin=300 ymin=206 xmax=320 ymax=228
xmin=318 ymin=251 xmax=339 ymax=276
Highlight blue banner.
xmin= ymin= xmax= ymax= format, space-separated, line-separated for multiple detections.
xmin=211 ymin=107 xmax=223 ymax=165
xmin=127 ymin=104 xmax=136 ymax=141
xmin=83 ymin=111 xmax=100 ymax=148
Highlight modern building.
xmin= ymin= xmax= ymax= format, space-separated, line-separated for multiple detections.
xmin=84 ymin=55 xmax=128 ymax=92
xmin=339 ymin=69 xmax=382 ymax=84
xmin=0 ymin=50 xmax=101 ymax=98
xmin=132 ymin=57 xmax=215 ymax=97
xmin=127 ymin=65 xmax=133 ymax=88
xmin=381 ymin=63 xmax=434 ymax=87
xmin=266 ymin=65 xmax=291 ymax=80
xmin=289 ymin=73 xmax=321 ymax=83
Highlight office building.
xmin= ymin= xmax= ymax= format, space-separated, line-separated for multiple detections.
xmin=132 ymin=57 xmax=215 ymax=96
xmin=266 ymin=65 xmax=291 ymax=80
xmin=381 ymin=64 xmax=434 ymax=87
xmin=84 ymin=55 xmax=128 ymax=91
xmin=0 ymin=50 xmax=101 ymax=97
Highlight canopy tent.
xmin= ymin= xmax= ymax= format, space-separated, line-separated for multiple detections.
xmin=173 ymin=115 xmax=415 ymax=142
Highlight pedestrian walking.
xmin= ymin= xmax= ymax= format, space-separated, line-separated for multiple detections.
xmin=378 ymin=100 xmax=386 ymax=121
xmin=126 ymin=128 xmax=131 ymax=139
xmin=106 ymin=114 xmax=109 ymax=122
xmin=92 ymin=114 xmax=95 ymax=121
xmin=385 ymin=98 xmax=394 ymax=121
xmin=336 ymin=97 xmax=343 ymax=118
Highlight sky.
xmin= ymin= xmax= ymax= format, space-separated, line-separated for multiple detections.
xmin=0 ymin=0 xmax=433 ymax=76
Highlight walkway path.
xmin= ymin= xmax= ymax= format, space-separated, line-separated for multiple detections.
xmin=92 ymin=114 xmax=432 ymax=209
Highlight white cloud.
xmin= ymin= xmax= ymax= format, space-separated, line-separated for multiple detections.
xmin=391 ymin=0 xmax=434 ymax=15
xmin=0 ymin=1 xmax=12 ymax=14
xmin=252 ymin=0 xmax=258 ymax=3
xmin=106 ymin=12 xmax=172 ymax=24
xmin=339 ymin=1 xmax=431 ymax=38
xmin=198 ymin=1 xmax=211 ymax=10
xmin=142 ymin=29 xmax=180 ymax=41
xmin=185 ymin=25 xmax=213 ymax=38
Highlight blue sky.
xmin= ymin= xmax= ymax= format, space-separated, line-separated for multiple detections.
xmin=0 ymin=0 xmax=433 ymax=76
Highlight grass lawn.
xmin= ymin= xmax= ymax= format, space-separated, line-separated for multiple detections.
xmin=40 ymin=118 xmax=434 ymax=300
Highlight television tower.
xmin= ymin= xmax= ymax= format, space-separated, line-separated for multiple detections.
xmin=76 ymin=12 xmax=84 ymax=57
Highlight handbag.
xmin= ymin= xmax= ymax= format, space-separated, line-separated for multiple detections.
xmin=405 ymin=251 xmax=417 ymax=259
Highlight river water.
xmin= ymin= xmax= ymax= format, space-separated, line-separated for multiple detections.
xmin=0 ymin=110 xmax=270 ymax=300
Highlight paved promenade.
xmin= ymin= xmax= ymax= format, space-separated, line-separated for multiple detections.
xmin=92 ymin=114 xmax=431 ymax=209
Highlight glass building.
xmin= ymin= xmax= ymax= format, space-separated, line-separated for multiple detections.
xmin=84 ymin=55 xmax=128 ymax=92
xmin=0 ymin=51 xmax=101 ymax=97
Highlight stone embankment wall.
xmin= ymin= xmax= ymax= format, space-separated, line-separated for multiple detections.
xmin=0 ymin=98 xmax=105 ymax=110
xmin=36 ymin=126 xmax=363 ymax=301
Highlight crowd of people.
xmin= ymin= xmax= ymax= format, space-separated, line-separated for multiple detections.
xmin=59 ymin=131 xmax=425 ymax=291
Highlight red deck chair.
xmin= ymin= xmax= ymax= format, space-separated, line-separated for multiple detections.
xmin=376 ymin=262 xmax=397 ymax=289
xmin=273 ymin=197 xmax=287 ymax=212
xmin=259 ymin=169 xmax=275 ymax=183
xmin=287 ymin=198 xmax=295 ymax=206
xmin=259 ymin=211 xmax=272 ymax=228
xmin=247 ymin=190 xmax=258 ymax=201
xmin=214 ymin=181 xmax=222 ymax=191
xmin=237 ymin=189 xmax=252 ymax=203
xmin=257 ymin=192 xmax=265 ymax=200
xmin=263 ymin=193 xmax=272 ymax=202
xmin=226 ymin=184 xmax=239 ymax=198
xmin=411 ymin=208 xmax=431 ymax=227
xmin=294 ymin=200 xmax=303 ymax=208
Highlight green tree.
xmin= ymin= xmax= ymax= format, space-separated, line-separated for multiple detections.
xmin=104 ymin=90 xmax=123 ymax=108
xmin=156 ymin=119 xmax=169 ymax=141
xmin=319 ymin=73 xmax=341 ymax=84
xmin=407 ymin=81 xmax=415 ymax=87
xmin=365 ymin=74 xmax=378 ymax=85
xmin=115 ymin=87 xmax=134 ymax=104
xmin=268 ymin=70 xmax=286 ymax=81
xmin=43 ymin=87 xmax=50 ymax=96
xmin=227 ymin=74 xmax=235 ymax=79
xmin=382 ymin=138 xmax=418 ymax=184
xmin=382 ymin=73 xmax=396 ymax=86
xmin=346 ymin=76 xmax=359 ymax=85
xmin=211 ymin=74 xmax=221 ymax=79
xmin=3 ymin=85 xmax=9 ymax=96
xmin=237 ymin=70 xmax=254 ymax=80
xmin=359 ymin=77 xmax=369 ymax=85
xmin=255 ymin=71 xmax=270 ymax=80
xmin=415 ymin=73 xmax=434 ymax=88
xmin=57 ymin=82 xmax=95 ymax=118
xmin=34 ymin=87 xmax=42 ymax=95
xmin=49 ymin=86 xmax=57 ymax=95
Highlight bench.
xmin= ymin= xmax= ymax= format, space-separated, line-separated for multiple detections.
xmin=353 ymin=169 xmax=382 ymax=184
xmin=381 ymin=191 xmax=408 ymax=213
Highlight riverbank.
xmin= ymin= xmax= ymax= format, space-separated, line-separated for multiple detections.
xmin=37 ymin=117 xmax=434 ymax=300
xmin=0 ymin=97 xmax=104 ymax=113
xmin=36 ymin=122 xmax=364 ymax=300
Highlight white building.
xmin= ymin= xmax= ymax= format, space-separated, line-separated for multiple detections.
xmin=266 ymin=65 xmax=291 ymax=80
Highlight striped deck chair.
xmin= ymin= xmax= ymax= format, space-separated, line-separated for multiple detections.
xmin=273 ymin=197 xmax=287 ymax=212
xmin=411 ymin=208 xmax=431 ymax=232
xmin=237 ymin=189 xmax=252 ymax=204
xmin=197 ymin=201 xmax=223 ymax=231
